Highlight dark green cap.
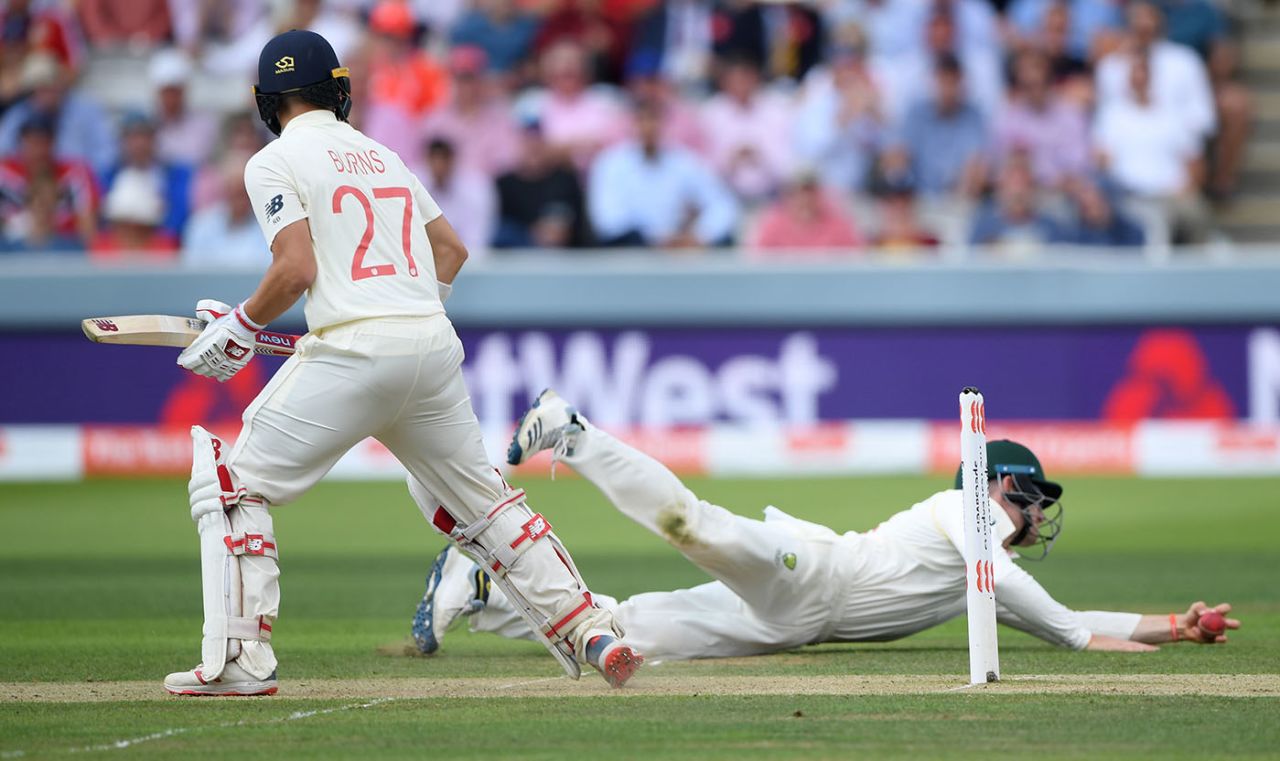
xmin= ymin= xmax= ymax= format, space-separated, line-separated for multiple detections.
xmin=952 ymin=439 xmax=1063 ymax=501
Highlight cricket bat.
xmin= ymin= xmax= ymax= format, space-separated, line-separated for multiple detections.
xmin=81 ymin=315 xmax=300 ymax=356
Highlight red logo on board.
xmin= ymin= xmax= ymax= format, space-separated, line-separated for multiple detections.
xmin=1103 ymin=330 xmax=1235 ymax=421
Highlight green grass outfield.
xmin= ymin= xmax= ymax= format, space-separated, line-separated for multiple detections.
xmin=1 ymin=475 xmax=1278 ymax=759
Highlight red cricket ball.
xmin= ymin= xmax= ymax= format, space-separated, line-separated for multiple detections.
xmin=1198 ymin=610 xmax=1227 ymax=638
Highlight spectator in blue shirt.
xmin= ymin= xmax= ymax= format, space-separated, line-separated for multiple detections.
xmin=182 ymin=152 xmax=269 ymax=267
xmin=1007 ymin=0 xmax=1125 ymax=59
xmin=588 ymin=98 xmax=738 ymax=249
xmin=450 ymin=0 xmax=538 ymax=75
xmin=896 ymin=54 xmax=987 ymax=200
xmin=969 ymin=158 xmax=1062 ymax=252
xmin=1053 ymin=180 xmax=1146 ymax=248
xmin=0 ymin=53 xmax=116 ymax=174
xmin=1155 ymin=0 xmax=1226 ymax=59
xmin=100 ymin=113 xmax=192 ymax=239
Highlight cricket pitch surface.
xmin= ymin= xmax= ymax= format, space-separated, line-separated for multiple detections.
xmin=5 ymin=673 xmax=1278 ymax=702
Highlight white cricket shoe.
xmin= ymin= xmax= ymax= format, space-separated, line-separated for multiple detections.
xmin=506 ymin=388 xmax=581 ymax=466
xmin=164 ymin=660 xmax=278 ymax=696
xmin=412 ymin=544 xmax=490 ymax=655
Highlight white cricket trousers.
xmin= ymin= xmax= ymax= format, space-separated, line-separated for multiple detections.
xmin=231 ymin=315 xmax=500 ymax=511
xmin=472 ymin=424 xmax=847 ymax=660
xmin=228 ymin=315 xmax=612 ymax=654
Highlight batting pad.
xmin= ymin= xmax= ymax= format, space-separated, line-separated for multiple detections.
xmin=190 ymin=426 xmax=279 ymax=682
xmin=408 ymin=476 xmax=620 ymax=678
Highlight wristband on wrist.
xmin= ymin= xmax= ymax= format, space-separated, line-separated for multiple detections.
xmin=234 ymin=303 xmax=265 ymax=333
xmin=1169 ymin=613 xmax=1180 ymax=642
xmin=437 ymin=280 xmax=452 ymax=304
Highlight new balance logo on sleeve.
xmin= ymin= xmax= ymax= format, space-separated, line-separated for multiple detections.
xmin=264 ymin=195 xmax=284 ymax=217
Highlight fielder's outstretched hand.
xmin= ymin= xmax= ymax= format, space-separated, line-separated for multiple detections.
xmin=177 ymin=299 xmax=262 ymax=382
xmin=1180 ymin=601 xmax=1240 ymax=644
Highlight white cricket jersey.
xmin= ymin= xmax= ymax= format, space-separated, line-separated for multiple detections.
xmin=825 ymin=490 xmax=1100 ymax=650
xmin=244 ymin=110 xmax=446 ymax=331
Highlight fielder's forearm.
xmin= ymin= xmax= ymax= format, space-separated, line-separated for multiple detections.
xmin=1073 ymin=611 xmax=1142 ymax=641
xmin=1130 ymin=613 xmax=1188 ymax=644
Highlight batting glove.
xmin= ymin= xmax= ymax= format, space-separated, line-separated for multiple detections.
xmin=177 ymin=301 xmax=262 ymax=383
xmin=194 ymin=298 xmax=234 ymax=324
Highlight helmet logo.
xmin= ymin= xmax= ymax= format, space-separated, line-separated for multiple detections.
xmin=275 ymin=56 xmax=295 ymax=74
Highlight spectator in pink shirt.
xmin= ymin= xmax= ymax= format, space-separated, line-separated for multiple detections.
xmin=148 ymin=49 xmax=218 ymax=167
xmin=531 ymin=40 xmax=628 ymax=172
xmin=190 ymin=111 xmax=266 ymax=212
xmin=993 ymin=48 xmax=1091 ymax=190
xmin=420 ymin=46 xmax=521 ymax=179
xmin=417 ymin=137 xmax=496 ymax=259
xmin=78 ymin=0 xmax=171 ymax=49
xmin=746 ymin=172 xmax=863 ymax=255
xmin=699 ymin=54 xmax=795 ymax=205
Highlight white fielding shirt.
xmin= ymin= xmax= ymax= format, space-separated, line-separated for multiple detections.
xmin=816 ymin=490 xmax=1140 ymax=649
xmin=244 ymin=110 xmax=446 ymax=331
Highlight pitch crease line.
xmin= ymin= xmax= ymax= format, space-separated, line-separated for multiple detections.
xmin=497 ymin=675 xmax=568 ymax=691
xmin=42 ymin=696 xmax=399 ymax=756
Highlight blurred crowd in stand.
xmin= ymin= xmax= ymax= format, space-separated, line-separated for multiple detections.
xmin=0 ymin=0 xmax=1255 ymax=261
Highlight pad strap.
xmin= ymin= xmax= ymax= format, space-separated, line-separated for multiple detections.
xmin=224 ymin=531 xmax=279 ymax=559
xmin=485 ymin=513 xmax=552 ymax=574
xmin=451 ymin=490 xmax=553 ymax=578
xmin=227 ymin=615 xmax=274 ymax=642
xmin=540 ymin=593 xmax=596 ymax=645
xmin=452 ymin=489 xmax=528 ymax=542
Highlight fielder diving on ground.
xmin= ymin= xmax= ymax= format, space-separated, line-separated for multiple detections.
xmin=410 ymin=390 xmax=1241 ymax=662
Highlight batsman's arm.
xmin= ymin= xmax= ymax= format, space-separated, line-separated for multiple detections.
xmin=238 ymin=150 xmax=315 ymax=325
xmin=407 ymin=169 xmax=464 ymax=295
xmin=426 ymin=215 xmax=467 ymax=285
xmin=241 ymin=218 xmax=317 ymax=326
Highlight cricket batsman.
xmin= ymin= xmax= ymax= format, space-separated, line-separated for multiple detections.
xmin=411 ymin=390 xmax=1240 ymax=661
xmin=163 ymin=32 xmax=642 ymax=695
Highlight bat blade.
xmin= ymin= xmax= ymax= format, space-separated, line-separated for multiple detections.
xmin=81 ymin=315 xmax=299 ymax=356
xmin=82 ymin=315 xmax=204 ymax=347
